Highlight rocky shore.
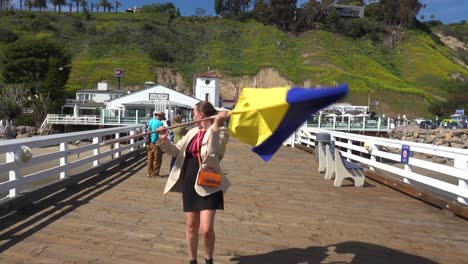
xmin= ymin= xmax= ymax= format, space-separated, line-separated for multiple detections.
xmin=388 ymin=127 xmax=468 ymax=149
xmin=0 ymin=126 xmax=44 ymax=140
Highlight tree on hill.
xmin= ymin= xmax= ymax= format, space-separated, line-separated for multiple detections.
xmin=252 ymin=0 xmax=298 ymax=31
xmin=71 ymin=0 xmax=80 ymax=12
xmin=24 ymin=0 xmax=33 ymax=11
xmin=80 ymin=0 xmax=87 ymax=11
xmin=379 ymin=0 xmax=423 ymax=27
xmin=114 ymin=1 xmax=120 ymax=13
xmin=2 ymin=40 xmax=71 ymax=124
xmin=34 ymin=0 xmax=47 ymax=11
xmin=214 ymin=0 xmax=251 ymax=17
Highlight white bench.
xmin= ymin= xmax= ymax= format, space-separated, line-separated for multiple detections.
xmin=325 ymin=144 xmax=336 ymax=180
xmin=318 ymin=142 xmax=327 ymax=173
xmin=334 ymin=150 xmax=366 ymax=187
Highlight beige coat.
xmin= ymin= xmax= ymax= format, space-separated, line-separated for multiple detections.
xmin=159 ymin=125 xmax=230 ymax=197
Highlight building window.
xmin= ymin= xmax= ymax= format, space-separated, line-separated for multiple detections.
xmin=205 ymin=93 xmax=209 ymax=101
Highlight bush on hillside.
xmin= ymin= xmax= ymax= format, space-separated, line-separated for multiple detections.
xmin=0 ymin=28 xmax=19 ymax=43
xmin=336 ymin=18 xmax=385 ymax=41
xmin=16 ymin=115 xmax=35 ymax=126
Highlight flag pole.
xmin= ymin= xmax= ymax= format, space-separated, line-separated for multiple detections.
xmin=100 ymin=115 xmax=220 ymax=146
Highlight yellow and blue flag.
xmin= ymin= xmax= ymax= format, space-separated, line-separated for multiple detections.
xmin=228 ymin=84 xmax=348 ymax=161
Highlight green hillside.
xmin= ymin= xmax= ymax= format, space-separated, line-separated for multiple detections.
xmin=0 ymin=11 xmax=467 ymax=118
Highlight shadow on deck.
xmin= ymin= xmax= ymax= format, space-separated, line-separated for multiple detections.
xmin=0 ymin=138 xmax=467 ymax=263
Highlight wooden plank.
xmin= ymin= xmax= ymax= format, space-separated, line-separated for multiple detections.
xmin=0 ymin=148 xmax=145 ymax=216
xmin=365 ymin=170 xmax=468 ymax=220
xmin=0 ymin=138 xmax=467 ymax=264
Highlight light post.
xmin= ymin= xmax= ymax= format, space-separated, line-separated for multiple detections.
xmin=367 ymin=90 xmax=374 ymax=112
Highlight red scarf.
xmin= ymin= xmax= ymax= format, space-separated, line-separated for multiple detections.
xmin=189 ymin=130 xmax=206 ymax=157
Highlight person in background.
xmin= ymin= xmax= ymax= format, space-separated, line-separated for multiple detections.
xmin=166 ymin=120 xmax=175 ymax=143
xmin=169 ymin=115 xmax=186 ymax=170
xmin=146 ymin=112 xmax=165 ymax=177
xmin=156 ymin=101 xmax=230 ymax=264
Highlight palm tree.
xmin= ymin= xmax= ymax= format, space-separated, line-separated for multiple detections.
xmin=57 ymin=0 xmax=66 ymax=12
xmin=49 ymin=0 xmax=58 ymax=11
xmin=107 ymin=2 xmax=113 ymax=12
xmin=99 ymin=0 xmax=109 ymax=12
xmin=72 ymin=0 xmax=80 ymax=12
xmin=80 ymin=0 xmax=88 ymax=12
xmin=114 ymin=0 xmax=120 ymax=13
xmin=24 ymin=0 xmax=34 ymax=11
xmin=34 ymin=0 xmax=47 ymax=11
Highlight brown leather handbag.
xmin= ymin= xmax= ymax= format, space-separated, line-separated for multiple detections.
xmin=197 ymin=169 xmax=222 ymax=188
xmin=196 ymin=133 xmax=221 ymax=188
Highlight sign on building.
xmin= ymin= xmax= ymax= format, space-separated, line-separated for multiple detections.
xmin=149 ymin=93 xmax=169 ymax=100
xmin=114 ymin=68 xmax=125 ymax=78
xmin=455 ymin=109 xmax=464 ymax=115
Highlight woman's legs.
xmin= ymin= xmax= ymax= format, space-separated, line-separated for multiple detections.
xmin=185 ymin=211 xmax=201 ymax=261
xmin=200 ymin=210 xmax=216 ymax=260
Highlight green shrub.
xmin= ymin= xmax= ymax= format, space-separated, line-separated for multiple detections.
xmin=16 ymin=115 xmax=35 ymax=126
xmin=0 ymin=28 xmax=19 ymax=43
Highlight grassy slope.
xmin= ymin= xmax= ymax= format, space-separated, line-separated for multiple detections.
xmin=0 ymin=12 xmax=466 ymax=117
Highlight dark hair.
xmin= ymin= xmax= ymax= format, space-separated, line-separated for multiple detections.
xmin=195 ymin=101 xmax=217 ymax=117
xmin=166 ymin=120 xmax=171 ymax=126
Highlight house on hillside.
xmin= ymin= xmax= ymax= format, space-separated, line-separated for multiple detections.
xmin=329 ymin=2 xmax=365 ymax=18
xmin=61 ymin=83 xmax=124 ymax=116
xmin=125 ymin=6 xmax=140 ymax=13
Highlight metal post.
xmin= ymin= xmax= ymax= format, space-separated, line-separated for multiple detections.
xmin=130 ymin=130 xmax=135 ymax=152
xmin=93 ymin=136 xmax=100 ymax=167
xmin=114 ymin=132 xmax=120 ymax=159
xmin=6 ymin=152 xmax=16 ymax=198
xmin=60 ymin=142 xmax=67 ymax=179
xmin=455 ymin=158 xmax=468 ymax=204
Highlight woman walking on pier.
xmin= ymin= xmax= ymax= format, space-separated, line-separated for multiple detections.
xmin=156 ymin=101 xmax=230 ymax=264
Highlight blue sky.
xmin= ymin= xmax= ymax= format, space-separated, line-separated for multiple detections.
xmin=10 ymin=0 xmax=468 ymax=24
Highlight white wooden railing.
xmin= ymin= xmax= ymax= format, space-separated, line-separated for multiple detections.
xmin=292 ymin=125 xmax=468 ymax=204
xmin=0 ymin=126 xmax=145 ymax=202
xmin=44 ymin=114 xmax=101 ymax=126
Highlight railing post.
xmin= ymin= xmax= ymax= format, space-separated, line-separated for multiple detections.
xmin=130 ymin=130 xmax=135 ymax=152
xmin=347 ymin=139 xmax=352 ymax=162
xmin=93 ymin=136 xmax=100 ymax=167
xmin=377 ymin=117 xmax=381 ymax=131
xmin=6 ymin=151 xmax=17 ymax=198
xmin=60 ymin=142 xmax=67 ymax=179
xmin=136 ymin=110 xmax=139 ymax=124
xmin=369 ymin=144 xmax=376 ymax=171
xmin=403 ymin=146 xmax=412 ymax=184
xmin=114 ymin=132 xmax=120 ymax=159
xmin=455 ymin=158 xmax=468 ymax=204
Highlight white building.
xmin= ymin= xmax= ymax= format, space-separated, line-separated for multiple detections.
xmin=194 ymin=73 xmax=221 ymax=108
xmin=62 ymin=82 xmax=124 ymax=115
xmin=106 ymin=85 xmax=200 ymax=122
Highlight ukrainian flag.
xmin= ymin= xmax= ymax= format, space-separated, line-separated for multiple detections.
xmin=228 ymin=84 xmax=348 ymax=161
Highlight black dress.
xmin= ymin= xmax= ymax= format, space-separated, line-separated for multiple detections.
xmin=182 ymin=135 xmax=224 ymax=212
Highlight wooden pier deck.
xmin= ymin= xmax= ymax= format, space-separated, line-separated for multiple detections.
xmin=1 ymin=138 xmax=467 ymax=263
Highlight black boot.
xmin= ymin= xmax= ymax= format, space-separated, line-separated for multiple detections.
xmin=205 ymin=258 xmax=213 ymax=264
xmin=189 ymin=260 xmax=197 ymax=264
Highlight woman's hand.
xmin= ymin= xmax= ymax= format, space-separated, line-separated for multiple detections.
xmin=212 ymin=111 xmax=230 ymax=131
xmin=157 ymin=127 xmax=169 ymax=141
